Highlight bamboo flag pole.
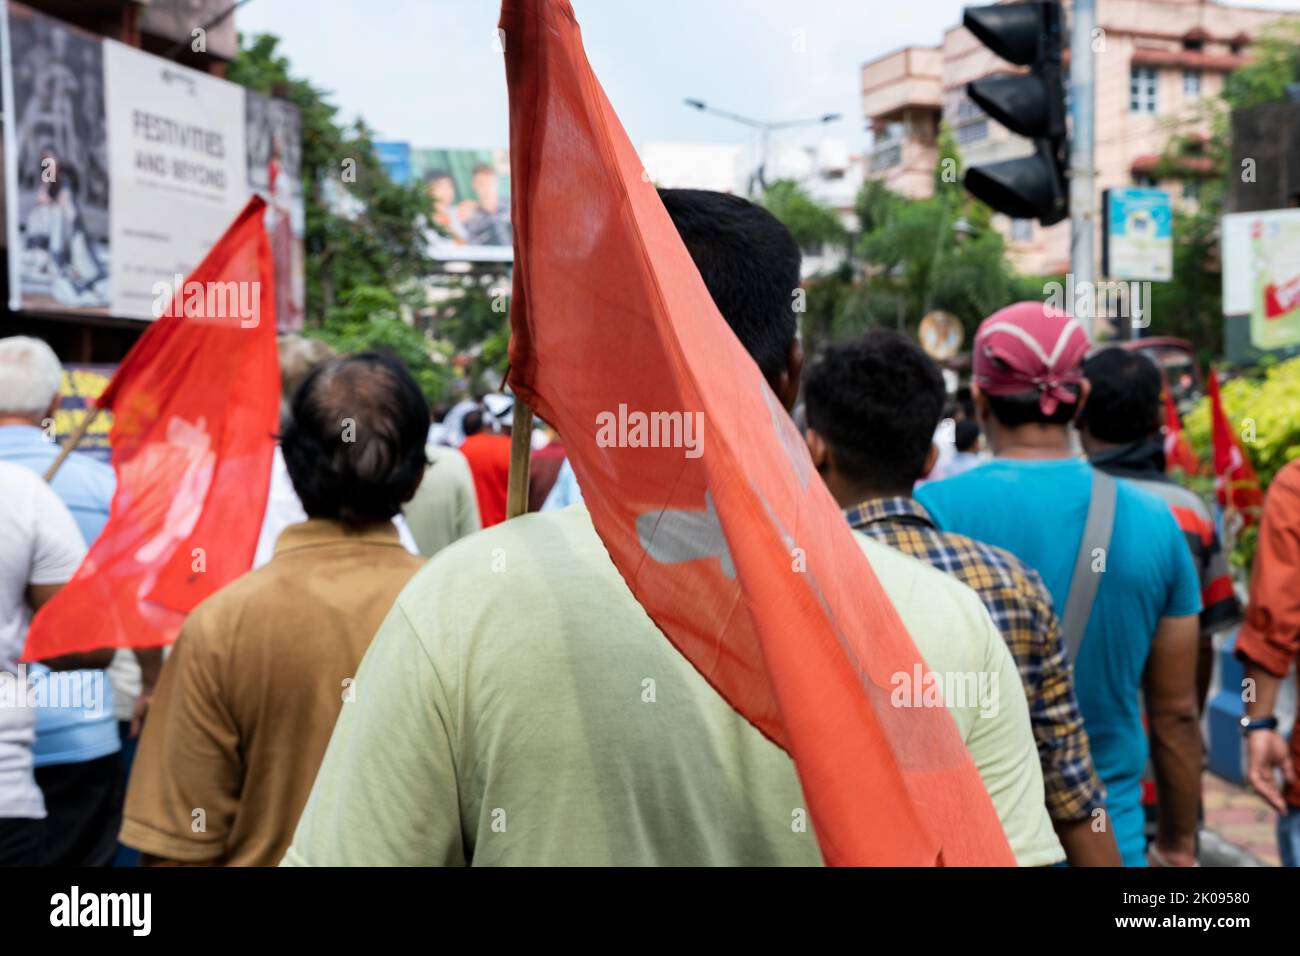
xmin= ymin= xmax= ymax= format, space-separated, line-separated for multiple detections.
xmin=43 ymin=406 xmax=102 ymax=483
xmin=506 ymin=397 xmax=535 ymax=520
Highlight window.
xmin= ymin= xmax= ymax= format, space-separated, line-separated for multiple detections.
xmin=1011 ymin=219 xmax=1034 ymax=242
xmin=1184 ymin=180 xmax=1201 ymax=202
xmin=871 ymin=143 xmax=902 ymax=172
xmin=1134 ymin=174 xmax=1158 ymax=189
xmin=1130 ymin=66 xmax=1158 ymax=113
xmin=956 ymin=120 xmax=988 ymax=145
xmin=1183 ymin=69 xmax=1202 ymax=97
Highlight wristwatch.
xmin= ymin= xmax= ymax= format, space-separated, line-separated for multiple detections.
xmin=1240 ymin=715 xmax=1279 ymax=735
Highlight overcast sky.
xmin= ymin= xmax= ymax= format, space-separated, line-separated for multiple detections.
xmin=237 ymin=0 xmax=1300 ymax=153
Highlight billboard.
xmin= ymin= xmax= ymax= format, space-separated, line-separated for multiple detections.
xmin=1223 ymin=208 xmax=1300 ymax=352
xmin=374 ymin=140 xmax=412 ymax=186
xmin=55 ymin=363 xmax=114 ymax=462
xmin=1102 ymin=188 xmax=1173 ymax=282
xmin=410 ymin=147 xmax=513 ymax=262
xmin=1 ymin=1 xmax=305 ymax=328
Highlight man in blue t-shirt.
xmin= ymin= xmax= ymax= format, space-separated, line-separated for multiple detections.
xmin=917 ymin=303 xmax=1202 ymax=868
xmin=0 ymin=336 xmax=159 ymax=866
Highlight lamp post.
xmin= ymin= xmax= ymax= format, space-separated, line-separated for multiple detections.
xmin=683 ymin=99 xmax=841 ymax=196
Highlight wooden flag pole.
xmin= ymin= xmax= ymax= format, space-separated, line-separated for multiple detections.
xmin=43 ymin=406 xmax=102 ymax=483
xmin=506 ymin=397 xmax=535 ymax=520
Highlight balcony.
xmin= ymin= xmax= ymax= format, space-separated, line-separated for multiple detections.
xmin=862 ymin=47 xmax=943 ymax=121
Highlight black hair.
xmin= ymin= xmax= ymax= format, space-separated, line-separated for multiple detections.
xmin=657 ymin=188 xmax=801 ymax=385
xmin=425 ymin=169 xmax=452 ymax=184
xmin=804 ymin=330 xmax=946 ymax=491
xmin=985 ymin=385 xmax=1082 ymax=427
xmin=280 ymin=352 xmax=430 ymax=528
xmin=954 ymin=418 xmax=980 ymax=453
xmin=1077 ymin=347 xmax=1162 ymax=444
xmin=462 ymin=408 xmax=484 ymax=437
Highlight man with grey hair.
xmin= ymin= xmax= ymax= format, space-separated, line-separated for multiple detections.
xmin=0 ymin=335 xmax=158 ymax=866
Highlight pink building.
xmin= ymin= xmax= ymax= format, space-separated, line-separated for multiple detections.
xmin=861 ymin=0 xmax=1298 ymax=275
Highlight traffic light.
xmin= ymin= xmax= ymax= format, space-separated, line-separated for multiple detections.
xmin=962 ymin=1 xmax=1069 ymax=226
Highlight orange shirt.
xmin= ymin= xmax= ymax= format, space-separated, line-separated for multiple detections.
xmin=460 ymin=433 xmax=513 ymax=528
xmin=1236 ymin=459 xmax=1300 ymax=808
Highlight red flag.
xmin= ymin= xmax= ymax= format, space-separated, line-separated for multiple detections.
xmin=24 ymin=197 xmax=279 ymax=660
xmin=501 ymin=0 xmax=1013 ymax=866
xmin=1163 ymin=387 xmax=1200 ymax=475
xmin=1208 ymin=368 xmax=1262 ymax=525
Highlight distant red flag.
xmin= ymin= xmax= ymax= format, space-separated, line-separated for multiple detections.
xmin=24 ymin=197 xmax=279 ymax=661
xmin=501 ymin=0 xmax=1013 ymax=866
xmin=1163 ymin=387 xmax=1200 ymax=475
xmin=1208 ymin=368 xmax=1262 ymax=526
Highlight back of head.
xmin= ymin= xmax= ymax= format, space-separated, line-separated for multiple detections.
xmin=0 ymin=336 xmax=62 ymax=421
xmin=973 ymin=301 xmax=1089 ymax=429
xmin=804 ymin=330 xmax=946 ymax=492
xmin=462 ymin=408 xmax=484 ymax=438
xmin=280 ymin=353 xmax=430 ymax=529
xmin=954 ymin=418 xmax=981 ymax=453
xmin=657 ymin=188 xmax=801 ymax=386
xmin=1077 ymin=347 xmax=1162 ymax=444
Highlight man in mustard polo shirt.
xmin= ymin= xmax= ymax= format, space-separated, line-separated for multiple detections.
xmin=285 ymin=191 xmax=1062 ymax=867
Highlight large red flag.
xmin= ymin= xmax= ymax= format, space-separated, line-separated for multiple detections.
xmin=24 ymin=197 xmax=279 ymax=660
xmin=1163 ymin=386 xmax=1200 ymax=475
xmin=1208 ymin=368 xmax=1262 ymax=527
xmin=501 ymin=0 xmax=1013 ymax=865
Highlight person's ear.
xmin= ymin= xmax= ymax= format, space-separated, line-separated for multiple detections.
xmin=1071 ymin=378 xmax=1092 ymax=423
xmin=44 ymin=393 xmax=61 ymax=426
xmin=775 ymin=337 xmax=804 ymax=413
xmin=805 ymin=426 xmax=828 ymax=472
xmin=971 ymin=383 xmax=991 ymax=427
xmin=920 ymin=442 xmax=939 ymax=480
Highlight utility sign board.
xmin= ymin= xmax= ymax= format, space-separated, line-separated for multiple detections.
xmin=1103 ymin=188 xmax=1173 ymax=282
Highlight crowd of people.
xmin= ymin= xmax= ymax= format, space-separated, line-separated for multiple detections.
xmin=1 ymin=188 xmax=1297 ymax=867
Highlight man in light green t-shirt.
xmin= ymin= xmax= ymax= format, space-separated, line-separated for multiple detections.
xmin=284 ymin=189 xmax=1062 ymax=867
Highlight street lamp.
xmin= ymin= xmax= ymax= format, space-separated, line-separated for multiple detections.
xmin=683 ymin=99 xmax=842 ymax=195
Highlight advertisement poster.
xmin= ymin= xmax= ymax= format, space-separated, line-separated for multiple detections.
xmin=56 ymin=363 xmax=115 ymax=462
xmin=375 ymin=140 xmax=412 ymax=186
xmin=1 ymin=1 xmax=304 ymax=327
xmin=1248 ymin=211 xmax=1300 ymax=351
xmin=1103 ymin=188 xmax=1173 ymax=282
xmin=411 ymin=147 xmax=513 ymax=261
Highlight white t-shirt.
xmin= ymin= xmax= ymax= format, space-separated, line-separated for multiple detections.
xmin=0 ymin=462 xmax=87 ymax=819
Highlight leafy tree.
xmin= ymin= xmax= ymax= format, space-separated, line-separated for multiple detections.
xmin=759 ymin=179 xmax=848 ymax=254
xmin=306 ymin=285 xmax=452 ymax=404
xmin=228 ymin=33 xmax=435 ymax=324
xmin=1151 ymin=20 xmax=1300 ymax=359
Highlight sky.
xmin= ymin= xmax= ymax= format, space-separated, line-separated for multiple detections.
xmin=237 ymin=0 xmax=1300 ymax=155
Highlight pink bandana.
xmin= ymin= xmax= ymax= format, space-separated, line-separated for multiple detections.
xmin=972 ymin=301 xmax=1091 ymax=416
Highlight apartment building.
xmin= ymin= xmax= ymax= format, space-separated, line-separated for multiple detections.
xmin=861 ymin=0 xmax=1298 ymax=275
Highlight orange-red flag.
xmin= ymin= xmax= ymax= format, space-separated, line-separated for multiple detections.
xmin=1163 ymin=387 xmax=1200 ymax=475
xmin=1208 ymin=368 xmax=1262 ymax=527
xmin=24 ymin=197 xmax=279 ymax=660
xmin=500 ymin=0 xmax=1014 ymax=866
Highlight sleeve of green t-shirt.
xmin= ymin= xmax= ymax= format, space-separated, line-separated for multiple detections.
xmin=962 ymin=610 xmax=1066 ymax=867
xmin=283 ymin=600 xmax=466 ymax=867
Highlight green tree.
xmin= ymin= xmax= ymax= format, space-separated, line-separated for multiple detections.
xmin=307 ymin=285 xmax=452 ymax=403
xmin=1151 ymin=19 xmax=1300 ymax=359
xmin=759 ymin=179 xmax=848 ymax=254
xmin=227 ymin=33 xmax=435 ymax=324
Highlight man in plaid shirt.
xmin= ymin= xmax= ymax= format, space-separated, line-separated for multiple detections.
xmin=803 ymin=330 xmax=1118 ymax=866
